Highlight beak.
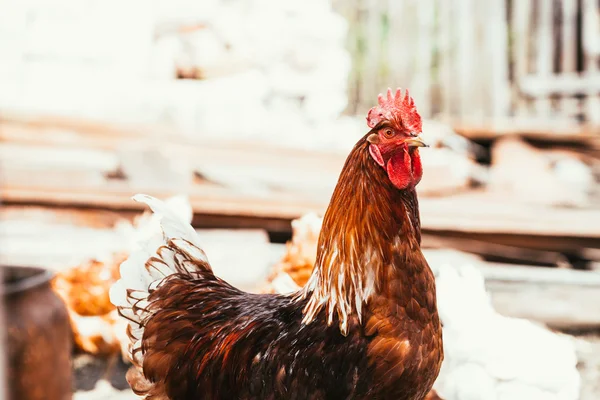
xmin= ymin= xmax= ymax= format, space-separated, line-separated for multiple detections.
xmin=405 ymin=136 xmax=428 ymax=148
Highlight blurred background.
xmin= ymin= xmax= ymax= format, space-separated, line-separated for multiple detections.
xmin=1 ymin=0 xmax=599 ymax=399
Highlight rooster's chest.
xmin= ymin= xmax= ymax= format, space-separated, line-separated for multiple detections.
xmin=363 ymin=309 xmax=443 ymax=399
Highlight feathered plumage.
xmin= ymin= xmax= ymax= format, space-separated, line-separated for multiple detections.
xmin=111 ymin=88 xmax=443 ymax=400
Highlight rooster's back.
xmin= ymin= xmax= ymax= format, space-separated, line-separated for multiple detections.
xmin=110 ymin=195 xmax=373 ymax=400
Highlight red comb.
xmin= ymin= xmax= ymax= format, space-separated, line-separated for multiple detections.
xmin=366 ymin=88 xmax=422 ymax=133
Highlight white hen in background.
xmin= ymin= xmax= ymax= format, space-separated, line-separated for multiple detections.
xmin=433 ymin=264 xmax=581 ymax=400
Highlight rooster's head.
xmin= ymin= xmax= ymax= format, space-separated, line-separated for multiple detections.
xmin=366 ymin=88 xmax=427 ymax=190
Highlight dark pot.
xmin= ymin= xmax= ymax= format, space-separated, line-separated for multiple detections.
xmin=2 ymin=266 xmax=73 ymax=400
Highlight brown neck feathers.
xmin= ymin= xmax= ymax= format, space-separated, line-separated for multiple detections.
xmin=299 ymin=135 xmax=422 ymax=335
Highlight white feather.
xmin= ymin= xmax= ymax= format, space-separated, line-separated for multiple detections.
xmin=132 ymin=194 xmax=200 ymax=247
xmin=110 ymin=194 xmax=210 ymax=365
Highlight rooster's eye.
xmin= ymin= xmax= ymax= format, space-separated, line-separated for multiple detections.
xmin=383 ymin=129 xmax=395 ymax=139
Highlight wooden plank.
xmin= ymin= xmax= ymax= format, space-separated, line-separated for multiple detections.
xmin=560 ymin=0 xmax=578 ymax=73
xmin=472 ymin=1 xmax=489 ymax=120
xmin=337 ymin=0 xmax=361 ymax=115
xmin=486 ymin=279 xmax=600 ymax=330
xmin=426 ymin=250 xmax=600 ymax=286
xmin=520 ymin=72 xmax=600 ymax=97
xmin=4 ymin=111 xmax=490 ymax=190
xmin=3 ymin=187 xmax=597 ymax=242
xmin=0 ymin=114 xmax=348 ymax=167
xmin=0 ymin=124 xmax=347 ymax=206
xmin=475 ymin=262 xmax=600 ymax=286
xmin=437 ymin=0 xmax=454 ymax=117
xmin=422 ymin=234 xmax=573 ymax=266
xmin=486 ymin=0 xmax=510 ymax=119
xmin=533 ymin=0 xmax=554 ymax=116
xmin=386 ymin=0 xmax=405 ymax=96
xmin=511 ymin=0 xmax=533 ymax=117
xmin=0 ymin=112 xmax=155 ymax=141
xmin=424 ymin=231 xmax=600 ymax=257
xmin=417 ymin=191 xmax=600 ymax=238
xmin=456 ymin=0 xmax=475 ymax=119
xmin=0 ymin=115 xmax=476 ymax=217
xmin=0 ymin=184 xmax=326 ymax=219
xmin=0 ymin=205 xmax=129 ymax=228
xmin=3 ymin=183 xmax=600 ymax=239
xmin=192 ymin=214 xmax=293 ymax=234
xmin=560 ymin=0 xmax=580 ymax=119
xmin=413 ymin=0 xmax=435 ymax=118
xmin=583 ymin=0 xmax=600 ymax=124
xmin=360 ymin=0 xmax=384 ymax=114
xmin=450 ymin=116 xmax=600 ymax=145
xmin=1 ymin=116 xmax=598 ymax=240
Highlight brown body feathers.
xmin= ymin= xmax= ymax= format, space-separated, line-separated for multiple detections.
xmin=112 ymin=90 xmax=443 ymax=400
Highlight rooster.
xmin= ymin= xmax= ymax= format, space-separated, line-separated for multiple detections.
xmin=110 ymin=88 xmax=443 ymax=400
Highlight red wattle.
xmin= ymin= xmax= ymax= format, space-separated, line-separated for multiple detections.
xmin=386 ymin=149 xmax=413 ymax=189
xmin=411 ymin=150 xmax=423 ymax=185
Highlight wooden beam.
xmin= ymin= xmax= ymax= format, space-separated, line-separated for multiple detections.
xmin=559 ymin=0 xmax=580 ymax=119
xmin=422 ymin=234 xmax=571 ymax=266
xmin=487 ymin=279 xmax=600 ymax=330
xmin=487 ymin=0 xmax=510 ymax=118
xmin=450 ymin=116 xmax=600 ymax=145
xmin=0 ymin=185 xmax=326 ymax=220
xmin=426 ymin=250 xmax=600 ymax=329
xmin=423 ymin=231 xmax=600 ymax=257
xmin=520 ymin=73 xmax=600 ymax=97
xmin=418 ymin=192 xmax=600 ymax=238
xmin=582 ymin=0 xmax=600 ymax=124
xmin=3 ymin=186 xmax=600 ymax=240
xmin=511 ymin=0 xmax=533 ymax=117
xmin=533 ymin=0 xmax=554 ymax=116
xmin=2 ymin=114 xmax=599 ymax=241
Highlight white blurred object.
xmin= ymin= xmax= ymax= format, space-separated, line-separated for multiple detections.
xmin=422 ymin=120 xmax=482 ymax=157
xmin=420 ymin=119 xmax=490 ymax=188
xmin=3 ymin=0 xmax=351 ymax=143
xmin=490 ymin=137 xmax=596 ymax=208
xmin=289 ymin=212 xmax=322 ymax=262
xmin=552 ymin=157 xmax=595 ymax=196
xmin=434 ymin=264 xmax=581 ymax=400
xmin=73 ymin=379 xmax=134 ymax=400
xmin=270 ymin=272 xmax=301 ymax=294
xmin=264 ymin=212 xmax=323 ymax=292
xmin=116 ymin=194 xmax=271 ymax=290
xmin=197 ymin=229 xmax=272 ymax=290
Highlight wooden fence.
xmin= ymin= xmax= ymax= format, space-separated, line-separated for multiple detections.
xmin=334 ymin=0 xmax=600 ymax=129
